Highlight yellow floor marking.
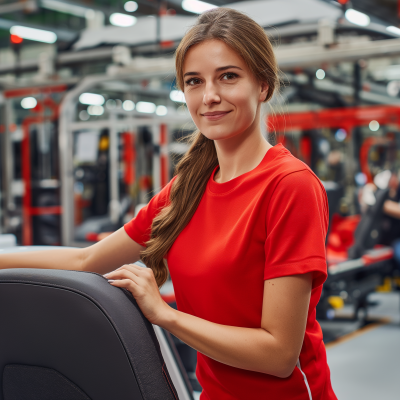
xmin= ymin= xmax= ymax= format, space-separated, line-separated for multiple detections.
xmin=325 ymin=317 xmax=391 ymax=349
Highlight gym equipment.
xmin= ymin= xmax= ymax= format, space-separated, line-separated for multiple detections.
xmin=318 ymin=187 xmax=394 ymax=320
xmin=0 ymin=249 xmax=194 ymax=400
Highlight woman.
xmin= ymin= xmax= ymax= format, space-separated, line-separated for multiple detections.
xmin=1 ymin=9 xmax=337 ymax=400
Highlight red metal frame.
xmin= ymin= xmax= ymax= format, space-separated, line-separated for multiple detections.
xmin=268 ymin=105 xmax=400 ymax=178
xmin=267 ymin=105 xmax=400 ymax=133
xmin=5 ymin=86 xmax=67 ymax=245
xmin=160 ymin=123 xmax=169 ymax=188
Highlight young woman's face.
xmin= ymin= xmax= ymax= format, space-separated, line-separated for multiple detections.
xmin=182 ymin=39 xmax=268 ymax=141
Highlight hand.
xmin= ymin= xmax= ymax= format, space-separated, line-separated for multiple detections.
xmin=104 ymin=264 xmax=173 ymax=326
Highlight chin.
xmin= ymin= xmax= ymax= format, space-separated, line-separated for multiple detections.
xmin=198 ymin=123 xmax=239 ymax=141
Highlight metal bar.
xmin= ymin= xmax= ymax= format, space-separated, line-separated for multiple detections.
xmin=152 ymin=124 xmax=161 ymax=195
xmin=108 ymin=112 xmax=120 ymax=224
xmin=30 ymin=206 xmax=62 ymax=216
xmin=0 ymin=1 xmax=37 ymax=14
xmin=160 ymin=123 xmax=169 ymax=188
xmin=4 ymin=85 xmax=68 ymax=99
xmin=275 ymin=37 xmax=400 ymax=69
xmin=21 ymin=120 xmax=34 ymax=245
xmin=153 ymin=325 xmax=194 ymax=400
xmin=2 ymin=100 xmax=15 ymax=232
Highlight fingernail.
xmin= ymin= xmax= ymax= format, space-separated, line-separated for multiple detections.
xmin=103 ymin=273 xmax=109 ymax=277
xmin=108 ymin=279 xmax=115 ymax=283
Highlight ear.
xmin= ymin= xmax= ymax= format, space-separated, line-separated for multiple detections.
xmin=259 ymin=81 xmax=269 ymax=102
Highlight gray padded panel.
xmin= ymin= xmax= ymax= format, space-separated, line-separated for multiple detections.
xmin=0 ymin=269 xmax=178 ymax=400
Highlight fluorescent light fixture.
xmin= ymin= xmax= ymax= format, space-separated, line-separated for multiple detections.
xmin=10 ymin=25 xmax=57 ymax=43
xmin=79 ymin=93 xmax=105 ymax=106
xmin=87 ymin=105 xmax=104 ymax=116
xmin=170 ymin=90 xmax=186 ymax=103
xmin=110 ymin=13 xmax=137 ymax=27
xmin=316 ymin=69 xmax=325 ymax=80
xmin=387 ymin=81 xmax=400 ymax=97
xmin=122 ymin=100 xmax=135 ymax=111
xmin=369 ymin=120 xmax=379 ymax=131
xmin=387 ymin=26 xmax=400 ymax=36
xmin=345 ymin=9 xmax=370 ymax=27
xmin=182 ymin=0 xmax=217 ymax=14
xmin=136 ymin=101 xmax=156 ymax=113
xmin=124 ymin=1 xmax=138 ymax=12
xmin=41 ymin=0 xmax=94 ymax=18
xmin=156 ymin=105 xmax=168 ymax=116
xmin=21 ymin=97 xmax=37 ymax=109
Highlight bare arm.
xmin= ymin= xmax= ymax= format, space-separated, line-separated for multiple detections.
xmin=383 ymin=199 xmax=400 ymax=219
xmin=106 ymin=266 xmax=312 ymax=378
xmin=0 ymin=228 xmax=143 ymax=275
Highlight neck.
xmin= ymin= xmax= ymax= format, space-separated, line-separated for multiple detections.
xmin=213 ymin=121 xmax=272 ymax=184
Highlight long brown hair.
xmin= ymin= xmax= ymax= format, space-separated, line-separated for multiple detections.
xmin=141 ymin=8 xmax=279 ymax=286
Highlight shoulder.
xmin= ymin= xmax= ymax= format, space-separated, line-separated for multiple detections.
xmin=263 ymin=145 xmax=326 ymax=195
xmin=264 ymin=148 xmax=328 ymax=218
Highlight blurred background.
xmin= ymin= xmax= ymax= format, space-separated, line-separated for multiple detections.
xmin=0 ymin=0 xmax=400 ymax=399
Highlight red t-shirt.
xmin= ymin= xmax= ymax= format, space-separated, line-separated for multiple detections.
xmin=124 ymin=144 xmax=337 ymax=400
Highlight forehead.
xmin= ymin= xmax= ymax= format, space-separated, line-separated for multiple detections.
xmin=183 ymin=39 xmax=247 ymax=72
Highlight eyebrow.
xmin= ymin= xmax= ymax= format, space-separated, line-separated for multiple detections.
xmin=183 ymin=65 xmax=243 ymax=77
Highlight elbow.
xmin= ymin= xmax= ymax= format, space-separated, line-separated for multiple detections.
xmin=270 ymin=352 xmax=299 ymax=379
xmin=274 ymin=364 xmax=296 ymax=379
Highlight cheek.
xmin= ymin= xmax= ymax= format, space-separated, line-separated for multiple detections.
xmin=185 ymin=92 xmax=202 ymax=123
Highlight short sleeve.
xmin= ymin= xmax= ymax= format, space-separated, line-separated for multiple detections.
xmin=124 ymin=178 xmax=176 ymax=246
xmin=264 ymin=170 xmax=328 ymax=288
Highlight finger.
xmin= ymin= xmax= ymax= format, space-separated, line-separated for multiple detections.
xmin=105 ymin=268 xmax=142 ymax=283
xmin=108 ymin=279 xmax=139 ymax=294
xmin=105 ymin=263 xmax=144 ymax=276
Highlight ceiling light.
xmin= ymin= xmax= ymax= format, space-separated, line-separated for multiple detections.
xmin=170 ymin=90 xmax=186 ymax=103
xmin=156 ymin=105 xmax=168 ymax=116
xmin=369 ymin=120 xmax=379 ymax=131
xmin=316 ymin=69 xmax=325 ymax=80
xmin=387 ymin=26 xmax=400 ymax=36
xmin=124 ymin=1 xmax=138 ymax=12
xmin=136 ymin=101 xmax=156 ymax=113
xmin=122 ymin=100 xmax=135 ymax=111
xmin=335 ymin=129 xmax=347 ymax=142
xmin=109 ymin=13 xmax=137 ymax=27
xmin=182 ymin=0 xmax=217 ymax=14
xmin=10 ymin=25 xmax=57 ymax=43
xmin=21 ymin=97 xmax=37 ymax=109
xmin=79 ymin=93 xmax=105 ymax=106
xmin=87 ymin=105 xmax=104 ymax=116
xmin=387 ymin=81 xmax=400 ymax=97
xmin=345 ymin=9 xmax=370 ymax=27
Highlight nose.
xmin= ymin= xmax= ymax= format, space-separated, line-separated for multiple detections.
xmin=203 ymin=82 xmax=221 ymax=106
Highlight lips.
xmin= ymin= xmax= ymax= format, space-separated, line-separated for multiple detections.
xmin=202 ymin=111 xmax=231 ymax=116
xmin=201 ymin=110 xmax=232 ymax=121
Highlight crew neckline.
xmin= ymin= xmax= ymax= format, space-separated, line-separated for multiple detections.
xmin=208 ymin=143 xmax=284 ymax=195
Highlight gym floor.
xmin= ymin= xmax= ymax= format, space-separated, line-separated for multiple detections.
xmin=326 ymin=292 xmax=400 ymax=400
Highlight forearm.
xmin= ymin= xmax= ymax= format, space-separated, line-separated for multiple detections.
xmin=160 ymin=308 xmax=294 ymax=378
xmin=0 ymin=248 xmax=86 ymax=271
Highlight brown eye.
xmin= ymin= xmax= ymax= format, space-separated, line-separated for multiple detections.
xmin=185 ymin=78 xmax=201 ymax=86
xmin=222 ymin=72 xmax=238 ymax=80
